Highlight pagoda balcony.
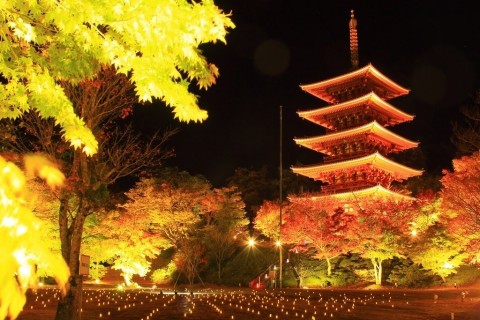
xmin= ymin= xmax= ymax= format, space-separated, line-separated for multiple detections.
xmin=320 ymin=181 xmax=379 ymax=194
xmin=323 ymin=151 xmax=373 ymax=163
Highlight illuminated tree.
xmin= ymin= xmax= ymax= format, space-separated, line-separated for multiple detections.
xmin=26 ymin=178 xmax=62 ymax=255
xmin=409 ymin=222 xmax=466 ymax=282
xmin=2 ymin=1 xmax=233 ymax=317
xmin=409 ymin=191 xmax=442 ymax=234
xmin=1 ymin=67 xmax=177 ymax=320
xmin=441 ymin=151 xmax=480 ymax=263
xmin=151 ymin=261 xmax=177 ymax=284
xmin=352 ymin=198 xmax=416 ymax=285
xmin=124 ymin=169 xmax=212 ymax=250
xmin=176 ymin=237 xmax=208 ymax=286
xmin=1 ymin=0 xmax=234 ymax=154
xmin=0 ymin=154 xmax=69 ymax=320
xmin=281 ymin=196 xmax=355 ymax=276
xmin=254 ymin=200 xmax=282 ymax=240
xmin=86 ymin=210 xmax=164 ymax=286
xmin=121 ymin=169 xmax=218 ymax=285
xmin=203 ymin=187 xmax=249 ymax=282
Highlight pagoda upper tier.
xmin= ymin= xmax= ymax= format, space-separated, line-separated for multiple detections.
xmin=300 ymin=64 xmax=409 ymax=104
xmin=294 ymin=120 xmax=419 ymax=159
xmin=297 ymin=92 xmax=414 ymax=131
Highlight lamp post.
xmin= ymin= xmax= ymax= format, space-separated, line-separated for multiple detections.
xmin=279 ymin=105 xmax=283 ymax=288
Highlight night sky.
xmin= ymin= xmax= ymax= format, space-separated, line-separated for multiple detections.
xmin=134 ymin=0 xmax=480 ymax=187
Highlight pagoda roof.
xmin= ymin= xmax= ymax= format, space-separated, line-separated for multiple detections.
xmin=294 ymin=121 xmax=419 ymax=155
xmin=291 ymin=185 xmax=415 ymax=203
xmin=297 ymin=92 xmax=414 ymax=129
xmin=291 ymin=152 xmax=423 ymax=181
xmin=300 ymin=63 xmax=409 ymax=103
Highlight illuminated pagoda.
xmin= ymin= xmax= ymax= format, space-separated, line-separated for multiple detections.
xmin=291 ymin=10 xmax=422 ymax=200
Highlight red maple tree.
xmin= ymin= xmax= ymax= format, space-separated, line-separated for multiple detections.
xmin=441 ymin=151 xmax=480 ymax=263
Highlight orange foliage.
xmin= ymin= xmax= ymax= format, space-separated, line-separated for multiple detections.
xmin=441 ymin=151 xmax=480 ymax=261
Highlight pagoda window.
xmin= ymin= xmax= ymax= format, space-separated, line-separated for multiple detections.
xmin=331 ymin=146 xmax=337 ymax=156
xmin=353 ymin=114 xmax=361 ymax=126
xmin=345 ymin=142 xmax=353 ymax=154
xmin=352 ymin=171 xmax=358 ymax=181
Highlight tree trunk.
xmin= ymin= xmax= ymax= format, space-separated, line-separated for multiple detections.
xmin=55 ymin=275 xmax=83 ymax=320
xmin=326 ymin=258 xmax=332 ymax=276
xmin=217 ymin=260 xmax=222 ymax=283
xmin=371 ymin=258 xmax=383 ymax=285
xmin=55 ymin=202 xmax=87 ymax=320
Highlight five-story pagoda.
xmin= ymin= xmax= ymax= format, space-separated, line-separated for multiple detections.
xmin=292 ymin=10 xmax=422 ymax=200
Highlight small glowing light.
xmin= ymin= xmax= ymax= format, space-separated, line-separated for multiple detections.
xmin=275 ymin=240 xmax=281 ymax=247
xmin=411 ymin=230 xmax=417 ymax=237
xmin=443 ymin=262 xmax=453 ymax=269
xmin=248 ymin=238 xmax=255 ymax=247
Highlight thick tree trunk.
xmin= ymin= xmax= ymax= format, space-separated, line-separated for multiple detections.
xmin=55 ymin=275 xmax=83 ymax=320
xmin=55 ymin=202 xmax=87 ymax=320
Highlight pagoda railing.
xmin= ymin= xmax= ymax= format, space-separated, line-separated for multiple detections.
xmin=323 ymin=151 xmax=373 ymax=163
xmin=321 ymin=181 xmax=378 ymax=194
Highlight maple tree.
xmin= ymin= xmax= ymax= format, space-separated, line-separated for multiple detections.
xmin=175 ymin=237 xmax=208 ymax=286
xmin=408 ymin=222 xmax=466 ymax=282
xmin=1 ymin=1 xmax=234 ymax=317
xmin=1 ymin=67 xmax=177 ymax=320
xmin=351 ymin=197 xmax=417 ymax=285
xmin=124 ymin=169 xmax=212 ymax=249
xmin=254 ymin=200 xmax=282 ymax=240
xmin=85 ymin=209 xmax=163 ymax=286
xmin=440 ymin=151 xmax=480 ymax=263
xmin=202 ymin=187 xmax=249 ymax=282
xmin=120 ymin=169 xmax=213 ymax=285
xmin=1 ymin=0 xmax=234 ymax=154
xmin=0 ymin=154 xmax=69 ymax=320
xmin=281 ymin=195 xmax=355 ymax=276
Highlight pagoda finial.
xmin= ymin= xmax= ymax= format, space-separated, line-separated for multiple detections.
xmin=349 ymin=9 xmax=359 ymax=70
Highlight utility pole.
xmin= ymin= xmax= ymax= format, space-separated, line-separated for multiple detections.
xmin=279 ymin=105 xmax=283 ymax=288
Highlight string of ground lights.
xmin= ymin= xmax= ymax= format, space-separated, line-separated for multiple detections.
xmin=18 ymin=287 xmax=478 ymax=320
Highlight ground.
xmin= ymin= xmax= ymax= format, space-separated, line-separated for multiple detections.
xmin=16 ymin=284 xmax=480 ymax=320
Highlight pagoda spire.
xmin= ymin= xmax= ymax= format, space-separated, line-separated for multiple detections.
xmin=349 ymin=9 xmax=359 ymax=70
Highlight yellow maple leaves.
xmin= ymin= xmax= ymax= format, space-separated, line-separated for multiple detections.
xmin=1 ymin=0 xmax=234 ymax=157
xmin=0 ymin=154 xmax=69 ymax=319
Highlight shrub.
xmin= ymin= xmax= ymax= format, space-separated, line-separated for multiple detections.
xmin=151 ymin=261 xmax=176 ymax=284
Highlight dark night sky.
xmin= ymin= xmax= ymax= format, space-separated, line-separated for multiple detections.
xmin=134 ymin=0 xmax=480 ymax=187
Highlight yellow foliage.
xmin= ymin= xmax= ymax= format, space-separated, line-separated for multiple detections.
xmin=24 ymin=154 xmax=65 ymax=189
xmin=0 ymin=155 xmax=69 ymax=320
